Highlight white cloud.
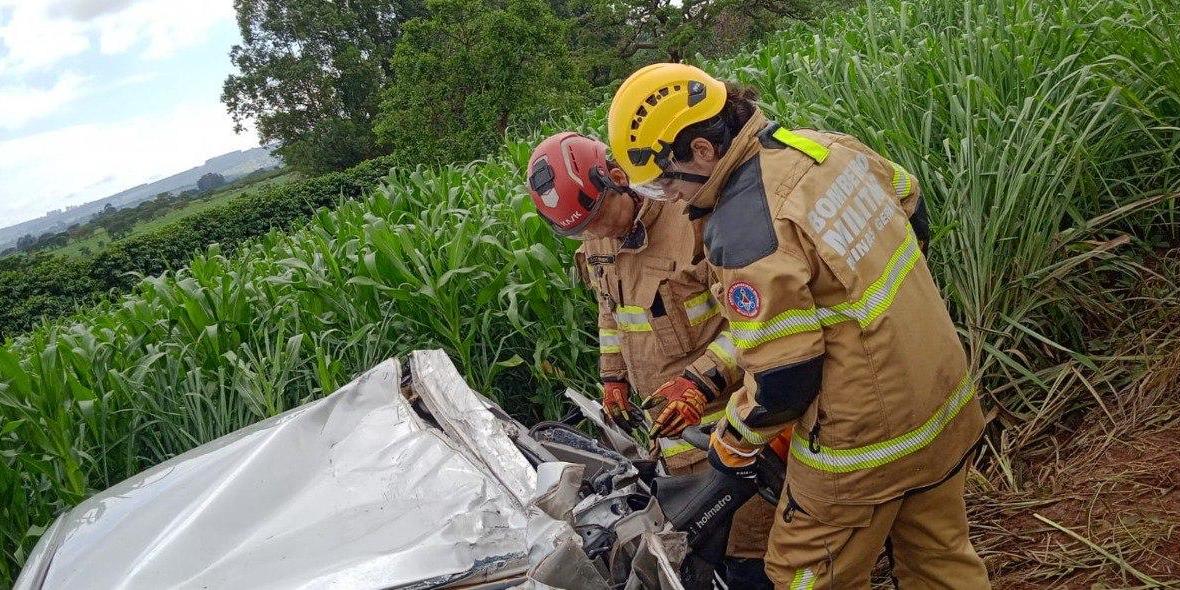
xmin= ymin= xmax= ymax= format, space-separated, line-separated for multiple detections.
xmin=0 ymin=72 xmax=90 ymax=131
xmin=100 ymin=1 xmax=234 ymax=60
xmin=0 ymin=0 xmax=233 ymax=75
xmin=49 ymin=0 xmax=138 ymax=22
xmin=0 ymin=2 xmax=91 ymax=74
xmin=0 ymin=101 xmax=258 ymax=226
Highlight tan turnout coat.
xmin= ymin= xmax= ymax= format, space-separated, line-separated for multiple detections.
xmin=575 ymin=199 xmax=773 ymax=557
xmin=691 ymin=110 xmax=985 ymax=508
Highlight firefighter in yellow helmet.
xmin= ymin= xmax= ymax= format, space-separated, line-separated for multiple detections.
xmin=525 ymin=132 xmax=777 ymax=587
xmin=608 ymin=63 xmax=991 ymax=588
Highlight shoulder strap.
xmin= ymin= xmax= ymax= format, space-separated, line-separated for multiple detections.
xmin=758 ymin=123 xmax=830 ymax=164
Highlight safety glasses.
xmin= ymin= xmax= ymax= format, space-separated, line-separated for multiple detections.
xmin=590 ymin=163 xmax=670 ymax=202
xmin=634 ymin=153 xmax=711 ymax=201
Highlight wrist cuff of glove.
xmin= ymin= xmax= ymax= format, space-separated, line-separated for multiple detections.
xmin=708 ymin=447 xmax=757 ymax=480
xmin=602 ymin=376 xmax=627 ymax=384
xmin=680 ymin=371 xmax=717 ymax=402
xmin=709 ymin=424 xmax=759 ymax=477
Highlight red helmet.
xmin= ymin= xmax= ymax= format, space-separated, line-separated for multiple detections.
xmin=526 ymin=132 xmax=618 ymax=237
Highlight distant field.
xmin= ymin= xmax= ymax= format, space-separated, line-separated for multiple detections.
xmin=55 ymin=171 xmax=296 ymax=257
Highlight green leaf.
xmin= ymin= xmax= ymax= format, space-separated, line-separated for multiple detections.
xmin=496 ymin=355 xmax=525 ymax=368
xmin=1 ymin=419 xmax=26 ymax=436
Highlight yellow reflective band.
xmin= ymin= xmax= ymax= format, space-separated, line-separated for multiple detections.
xmin=890 ymin=161 xmax=913 ymax=199
xmin=614 ymin=305 xmax=652 ymax=332
xmin=789 ymin=568 xmax=817 ymax=590
xmin=659 ymin=409 xmax=726 ymax=458
xmin=707 ymin=331 xmax=738 ymax=370
xmin=773 ymin=127 xmax=829 ymax=163
xmin=660 ymin=441 xmax=696 ymax=458
xmin=790 ymin=373 xmax=976 ymax=473
xmin=729 ymin=230 xmax=922 ymax=351
xmin=599 ymin=329 xmax=621 ymax=355
xmin=684 ymin=291 xmax=721 ymax=326
xmin=724 ymin=396 xmax=773 ymax=446
xmin=730 ymin=307 xmax=823 ymax=350
xmin=820 ymin=230 xmax=921 ymax=329
xmin=701 ymin=408 xmax=726 ymax=425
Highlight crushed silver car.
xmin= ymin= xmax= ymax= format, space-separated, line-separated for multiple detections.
xmin=18 ymin=349 xmax=783 ymax=589
xmin=15 ymin=351 xmax=699 ymax=589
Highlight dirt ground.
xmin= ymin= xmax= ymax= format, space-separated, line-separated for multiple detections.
xmin=873 ymin=250 xmax=1180 ymax=588
xmin=970 ymin=425 xmax=1180 ymax=589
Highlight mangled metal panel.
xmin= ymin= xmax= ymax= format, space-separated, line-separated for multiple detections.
xmin=563 ymin=388 xmax=644 ymax=461
xmin=523 ymin=462 xmax=611 ymax=590
xmin=410 ymin=350 xmax=537 ymax=507
xmin=623 ymin=532 xmax=688 ymax=590
xmin=15 ymin=359 xmax=529 ymax=590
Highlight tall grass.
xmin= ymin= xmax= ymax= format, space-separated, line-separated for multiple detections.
xmin=2 ymin=0 xmax=1178 ymax=584
xmin=720 ymin=0 xmax=1180 ymax=482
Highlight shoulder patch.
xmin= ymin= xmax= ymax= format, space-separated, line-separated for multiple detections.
xmin=727 ymin=281 xmax=761 ymax=318
xmin=704 ymin=155 xmax=778 ymax=269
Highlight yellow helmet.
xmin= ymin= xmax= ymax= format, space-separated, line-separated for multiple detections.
xmin=607 ymin=63 xmax=728 ymax=184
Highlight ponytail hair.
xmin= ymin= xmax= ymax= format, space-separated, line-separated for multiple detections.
xmin=670 ymin=82 xmax=759 ymax=162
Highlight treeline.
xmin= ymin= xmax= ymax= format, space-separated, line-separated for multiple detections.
xmin=223 ymin=0 xmax=808 ymax=175
xmin=3 ymin=170 xmax=279 ymax=257
xmin=8 ymin=193 xmax=198 ymax=256
xmin=0 ymin=156 xmax=397 ymax=340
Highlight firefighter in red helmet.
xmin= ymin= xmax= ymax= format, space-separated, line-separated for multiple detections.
xmin=527 ymin=132 xmax=776 ymax=588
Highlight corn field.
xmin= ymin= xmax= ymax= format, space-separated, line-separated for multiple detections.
xmin=2 ymin=0 xmax=1179 ymax=585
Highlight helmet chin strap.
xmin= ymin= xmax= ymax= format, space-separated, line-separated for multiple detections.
xmin=623 ymin=187 xmax=644 ymax=208
xmin=620 ymin=188 xmax=644 ymax=237
xmin=659 ymin=170 xmax=711 ymax=184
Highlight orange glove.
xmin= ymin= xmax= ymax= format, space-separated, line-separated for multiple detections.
xmin=602 ymin=380 xmax=639 ymax=429
xmin=642 ymin=376 xmax=708 ymax=439
xmin=707 ymin=422 xmax=760 ymax=480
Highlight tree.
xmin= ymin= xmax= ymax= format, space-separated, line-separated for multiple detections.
xmin=374 ymin=0 xmax=587 ymax=168
xmin=222 ymin=0 xmax=426 ymax=174
xmin=198 ymin=173 xmax=227 ymax=192
xmin=26 ymin=231 xmax=70 ymax=251
xmin=656 ymin=0 xmax=811 ymax=60
xmin=221 ymin=0 xmax=814 ymax=175
xmin=103 ymin=218 xmax=136 ymax=241
xmin=552 ymin=0 xmax=811 ymax=87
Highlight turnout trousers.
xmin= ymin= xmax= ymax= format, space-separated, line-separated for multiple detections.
xmin=765 ymin=464 xmax=990 ymax=589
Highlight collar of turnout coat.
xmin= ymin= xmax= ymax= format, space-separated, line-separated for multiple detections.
xmin=619 ymin=198 xmax=665 ymax=251
xmin=686 ymin=108 xmax=769 ymax=211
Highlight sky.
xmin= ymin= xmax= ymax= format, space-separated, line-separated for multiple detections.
xmin=0 ymin=0 xmax=261 ymax=228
